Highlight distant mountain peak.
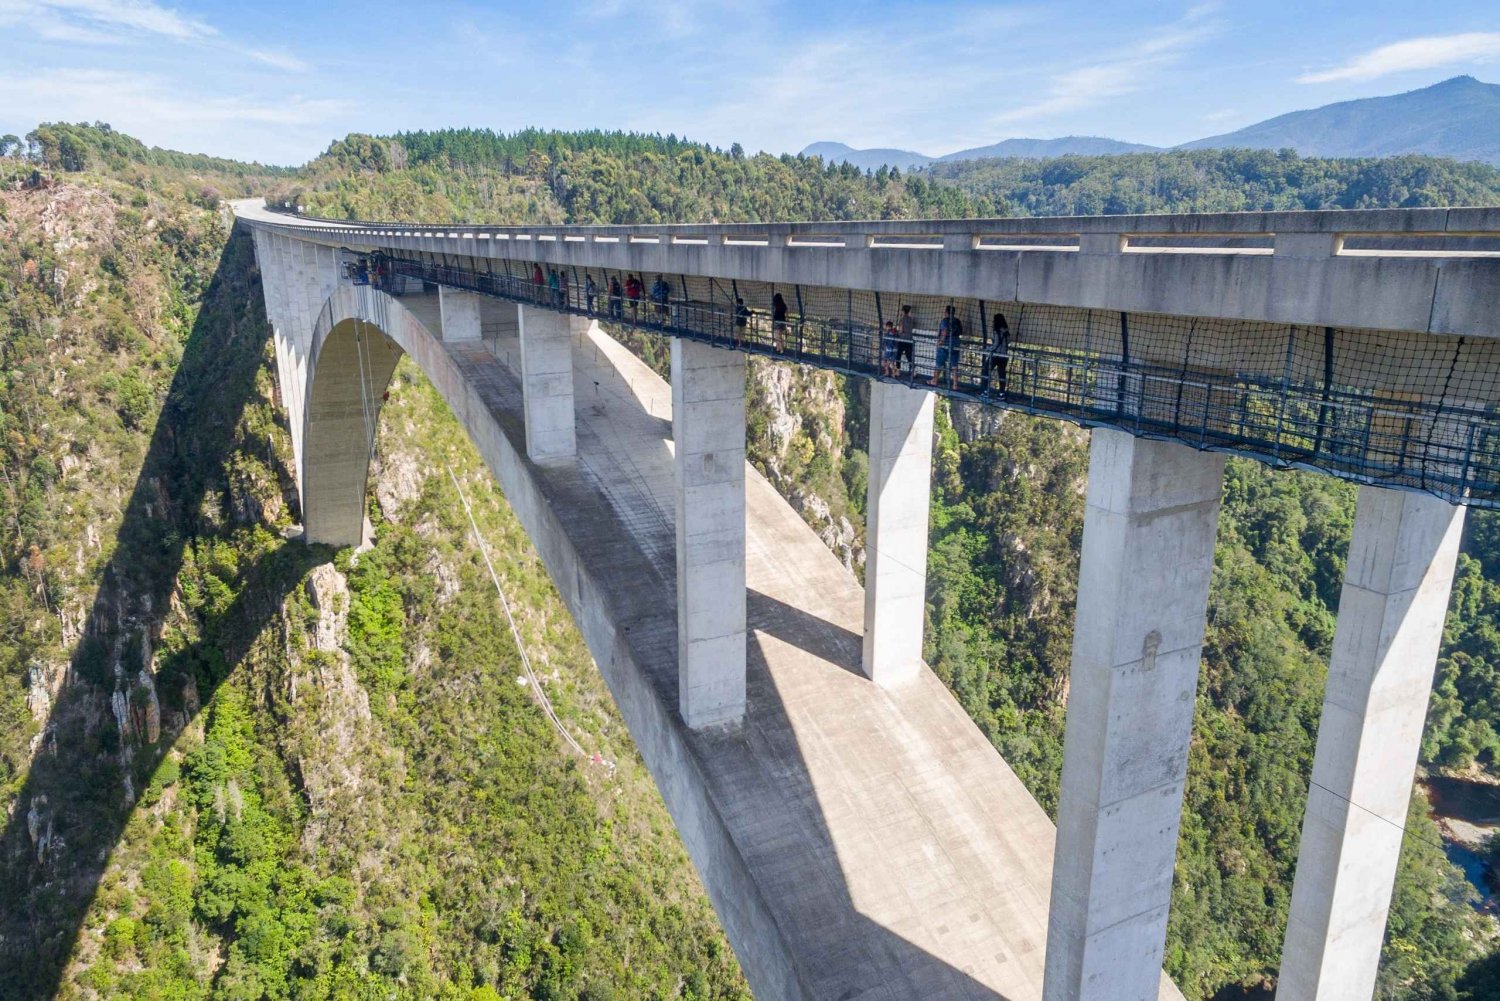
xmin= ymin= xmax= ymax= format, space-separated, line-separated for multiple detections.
xmin=805 ymin=76 xmax=1500 ymax=169
xmin=1176 ymin=75 xmax=1500 ymax=163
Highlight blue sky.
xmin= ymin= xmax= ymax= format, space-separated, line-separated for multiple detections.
xmin=1 ymin=0 xmax=1498 ymax=165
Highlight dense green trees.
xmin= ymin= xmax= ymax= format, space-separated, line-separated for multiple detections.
xmin=925 ymin=148 xmax=1500 ymax=214
xmin=6 ymin=120 xmax=1500 ymax=999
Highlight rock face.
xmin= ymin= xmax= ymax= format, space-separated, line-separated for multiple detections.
xmin=748 ymin=359 xmax=864 ymax=570
xmin=951 ymin=401 xmax=1006 ymax=443
xmin=290 ymin=563 xmax=378 ymax=845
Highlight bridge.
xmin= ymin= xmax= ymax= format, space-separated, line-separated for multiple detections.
xmin=233 ymin=198 xmax=1500 ymax=1001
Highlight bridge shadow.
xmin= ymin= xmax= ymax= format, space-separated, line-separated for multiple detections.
xmin=747 ymin=588 xmax=865 ymax=678
xmin=0 ymin=225 xmax=317 ymax=999
xmin=443 ymin=303 xmax=1024 ymax=998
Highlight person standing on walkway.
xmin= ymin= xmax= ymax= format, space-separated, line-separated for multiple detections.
xmin=651 ymin=275 xmax=671 ymax=320
xmin=626 ymin=274 xmax=642 ymax=323
xmin=532 ymin=263 xmax=544 ymax=297
xmin=734 ymin=296 xmax=750 ymax=347
xmin=772 ymin=292 xmax=789 ymax=352
xmin=897 ymin=304 xmax=916 ymax=376
xmin=608 ymin=276 xmax=624 ymax=319
xmin=585 ymin=273 xmax=598 ymax=315
xmin=981 ymin=311 xmax=1010 ymax=398
xmin=882 ymin=321 xmax=899 ymax=377
xmin=929 ymin=304 xmax=962 ymax=389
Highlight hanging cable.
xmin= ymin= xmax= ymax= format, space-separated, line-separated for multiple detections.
xmin=445 ymin=464 xmax=612 ymax=771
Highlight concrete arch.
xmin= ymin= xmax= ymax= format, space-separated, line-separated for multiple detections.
xmin=301 ymin=285 xmax=426 ymax=545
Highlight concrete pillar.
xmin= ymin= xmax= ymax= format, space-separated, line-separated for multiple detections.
xmin=439 ymin=286 xmax=483 ymax=341
xmin=1276 ymin=487 xmax=1466 ymax=1001
xmin=1044 ymin=428 xmax=1225 ymax=1001
xmin=672 ymin=338 xmax=747 ymax=729
xmin=861 ymin=381 xmax=935 ymax=685
xmin=518 ymin=304 xmax=576 ymax=461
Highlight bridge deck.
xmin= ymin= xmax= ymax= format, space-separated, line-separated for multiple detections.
xmin=397 ymin=293 xmax=1182 ymax=1000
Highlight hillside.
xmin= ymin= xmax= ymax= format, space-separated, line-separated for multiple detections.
xmin=799 ymin=135 xmax=1157 ymax=170
xmin=798 ymin=141 xmax=933 ymax=171
xmin=4 ymin=122 xmax=1500 ymax=1000
xmin=0 ymin=143 xmax=746 ymax=999
xmin=806 ymin=76 xmax=1500 ymax=169
xmin=1179 ymin=76 xmax=1500 ymax=164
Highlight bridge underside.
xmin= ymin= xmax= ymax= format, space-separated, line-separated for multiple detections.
xmin=362 ymin=289 xmax=1177 ymax=1000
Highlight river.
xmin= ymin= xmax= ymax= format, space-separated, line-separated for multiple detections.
xmin=1424 ymin=774 xmax=1500 ymax=912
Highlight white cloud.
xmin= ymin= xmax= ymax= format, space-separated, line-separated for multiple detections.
xmin=0 ymin=68 xmax=348 ymax=162
xmin=247 ymin=49 xmax=310 ymax=73
xmin=0 ymin=0 xmax=214 ymax=41
xmin=0 ymin=0 xmax=311 ymax=73
xmin=987 ymin=7 xmax=1218 ymax=128
xmin=1298 ymin=32 xmax=1500 ymax=84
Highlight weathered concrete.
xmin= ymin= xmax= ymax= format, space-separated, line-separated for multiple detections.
xmin=518 ymin=304 xmax=577 ymax=461
xmin=290 ymin=280 xmax=1185 ymax=1001
xmin=438 ymin=286 xmax=483 ymax=341
xmin=1277 ymin=487 xmax=1466 ymax=1001
xmin=233 ymin=198 xmax=1500 ymax=339
xmin=301 ymin=313 xmax=402 ymax=547
xmin=1045 ymin=429 xmax=1225 ymax=1001
xmin=862 ymin=381 xmax=935 ymax=686
xmin=672 ymin=338 xmax=748 ymax=728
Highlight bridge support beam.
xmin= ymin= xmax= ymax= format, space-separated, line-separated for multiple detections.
xmin=1045 ymin=429 xmax=1225 ymax=1001
xmin=518 ymin=304 xmax=577 ymax=462
xmin=861 ymin=381 xmax=935 ymax=685
xmin=672 ymin=338 xmax=747 ymax=729
xmin=1276 ymin=487 xmax=1465 ymax=1001
xmin=439 ymin=286 xmax=484 ymax=342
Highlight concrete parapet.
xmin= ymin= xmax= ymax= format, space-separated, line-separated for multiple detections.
xmin=672 ymin=338 xmax=747 ymax=729
xmin=1045 ymin=429 xmax=1225 ymax=1001
xmin=861 ymin=381 xmax=935 ymax=685
xmin=1277 ymin=486 xmax=1466 ymax=1001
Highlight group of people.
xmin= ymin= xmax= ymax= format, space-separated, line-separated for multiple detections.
xmin=518 ymin=264 xmax=1012 ymax=398
xmin=879 ymin=304 xmax=1011 ymax=397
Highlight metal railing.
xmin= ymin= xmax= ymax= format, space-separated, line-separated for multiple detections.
xmin=377 ymin=255 xmax=1500 ymax=508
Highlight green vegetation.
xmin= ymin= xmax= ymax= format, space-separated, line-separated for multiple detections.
xmin=5 ymin=121 xmax=1500 ymax=1000
xmin=0 ymin=134 xmax=745 ymax=999
xmin=923 ymin=147 xmax=1500 ymax=214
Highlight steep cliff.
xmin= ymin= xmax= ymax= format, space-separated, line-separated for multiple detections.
xmin=0 ymin=171 xmax=745 ymax=999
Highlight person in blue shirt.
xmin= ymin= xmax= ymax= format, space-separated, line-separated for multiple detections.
xmin=928 ymin=305 xmax=963 ymax=388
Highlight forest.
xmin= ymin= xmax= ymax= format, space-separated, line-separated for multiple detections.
xmin=3 ymin=121 xmax=1500 ymax=999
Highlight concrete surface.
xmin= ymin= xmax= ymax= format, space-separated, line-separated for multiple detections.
xmin=1277 ymin=487 xmax=1466 ymax=1001
xmin=518 ymin=304 xmax=577 ymax=461
xmin=862 ymin=381 xmax=936 ymax=686
xmin=1045 ymin=429 xmax=1224 ymax=1001
xmin=439 ymin=286 xmax=483 ymax=341
xmin=672 ymin=338 xmax=749 ymax=728
xmin=296 ymin=281 xmax=1185 ymax=1001
xmin=233 ymin=198 xmax=1500 ymax=339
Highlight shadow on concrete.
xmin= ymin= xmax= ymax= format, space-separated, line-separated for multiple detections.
xmin=439 ymin=300 xmax=1016 ymax=999
xmin=747 ymin=588 xmax=865 ymax=679
xmin=0 ymin=225 xmax=318 ymax=999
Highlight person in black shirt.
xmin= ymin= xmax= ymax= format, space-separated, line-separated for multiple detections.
xmin=734 ymin=296 xmax=750 ymax=347
xmin=981 ymin=312 xmax=1010 ymax=398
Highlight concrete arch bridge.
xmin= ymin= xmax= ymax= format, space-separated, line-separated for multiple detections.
xmin=235 ymin=199 xmax=1500 ymax=1001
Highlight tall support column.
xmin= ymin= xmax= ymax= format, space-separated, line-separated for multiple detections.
xmin=861 ymin=381 xmax=935 ymax=685
xmin=672 ymin=338 xmax=747 ymax=729
xmin=439 ymin=286 xmax=483 ymax=341
xmin=518 ymin=304 xmax=576 ymax=461
xmin=1277 ymin=487 xmax=1465 ymax=1001
xmin=1045 ymin=429 xmax=1225 ymax=1001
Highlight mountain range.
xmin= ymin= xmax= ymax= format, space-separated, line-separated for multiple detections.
xmin=803 ymin=75 xmax=1500 ymax=169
